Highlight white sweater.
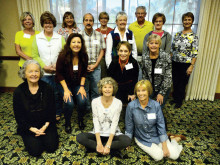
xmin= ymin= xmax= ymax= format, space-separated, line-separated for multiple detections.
xmin=91 ymin=96 xmax=123 ymax=136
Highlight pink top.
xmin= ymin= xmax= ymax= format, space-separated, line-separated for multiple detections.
xmin=152 ymin=31 xmax=164 ymax=38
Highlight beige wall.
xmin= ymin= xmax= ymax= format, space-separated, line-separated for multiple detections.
xmin=0 ymin=0 xmax=219 ymax=93
xmin=0 ymin=0 xmax=23 ymax=87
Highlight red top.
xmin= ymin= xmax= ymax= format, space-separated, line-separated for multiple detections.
xmin=96 ymin=27 xmax=113 ymax=43
xmin=152 ymin=31 xmax=164 ymax=38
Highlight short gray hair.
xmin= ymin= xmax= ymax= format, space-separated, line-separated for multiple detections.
xmin=20 ymin=12 xmax=35 ymax=28
xmin=116 ymin=11 xmax=127 ymax=22
xmin=18 ymin=60 xmax=44 ymax=81
xmin=136 ymin=6 xmax=147 ymax=14
xmin=97 ymin=77 xmax=118 ymax=96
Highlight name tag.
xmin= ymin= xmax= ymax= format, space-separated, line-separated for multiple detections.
xmin=103 ymin=34 xmax=107 ymax=38
xmin=125 ymin=63 xmax=133 ymax=70
xmin=93 ymin=40 xmax=99 ymax=45
xmin=23 ymin=33 xmax=31 ymax=38
xmin=128 ymin=40 xmax=133 ymax=44
xmin=73 ymin=65 xmax=78 ymax=70
xmin=154 ymin=68 xmax=162 ymax=74
xmin=148 ymin=113 xmax=156 ymax=119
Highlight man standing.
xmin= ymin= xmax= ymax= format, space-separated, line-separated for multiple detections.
xmin=129 ymin=6 xmax=154 ymax=57
xmin=80 ymin=13 xmax=106 ymax=110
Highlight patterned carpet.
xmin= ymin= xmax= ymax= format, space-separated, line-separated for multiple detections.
xmin=0 ymin=92 xmax=219 ymax=165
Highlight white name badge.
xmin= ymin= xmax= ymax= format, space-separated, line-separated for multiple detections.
xmin=148 ymin=113 xmax=156 ymax=119
xmin=154 ymin=68 xmax=162 ymax=74
xmin=128 ymin=40 xmax=133 ymax=44
xmin=73 ymin=65 xmax=78 ymax=70
xmin=93 ymin=40 xmax=99 ymax=45
xmin=125 ymin=63 xmax=133 ymax=70
xmin=103 ymin=34 xmax=107 ymax=38
xmin=23 ymin=33 xmax=31 ymax=38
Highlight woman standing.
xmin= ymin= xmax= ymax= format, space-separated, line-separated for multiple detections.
xmin=77 ymin=77 xmax=131 ymax=158
xmin=171 ymin=12 xmax=199 ymax=108
xmin=125 ymin=80 xmax=186 ymax=161
xmin=56 ymin=33 xmax=88 ymax=133
xmin=15 ymin=12 xmax=40 ymax=67
xmin=105 ymin=11 xmax=137 ymax=68
xmin=58 ymin=12 xmax=80 ymax=41
xmin=143 ymin=13 xmax=172 ymax=54
xmin=108 ymin=41 xmax=138 ymax=104
xmin=142 ymin=34 xmax=172 ymax=109
xmin=13 ymin=60 xmax=58 ymax=157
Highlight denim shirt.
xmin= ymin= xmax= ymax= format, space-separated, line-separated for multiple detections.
xmin=125 ymin=98 xmax=168 ymax=147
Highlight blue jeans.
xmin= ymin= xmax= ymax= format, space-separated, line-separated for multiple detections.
xmin=60 ymin=85 xmax=87 ymax=125
xmin=85 ymin=65 xmax=101 ymax=110
xmin=41 ymin=75 xmax=63 ymax=116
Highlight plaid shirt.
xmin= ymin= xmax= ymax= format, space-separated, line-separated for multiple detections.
xmin=80 ymin=29 xmax=106 ymax=63
xmin=57 ymin=27 xmax=81 ymax=40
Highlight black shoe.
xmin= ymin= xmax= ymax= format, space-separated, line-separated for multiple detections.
xmin=174 ymin=103 xmax=182 ymax=109
xmin=170 ymin=100 xmax=176 ymax=105
xmin=111 ymin=150 xmax=124 ymax=159
xmin=65 ymin=124 xmax=72 ymax=133
xmin=78 ymin=121 xmax=85 ymax=130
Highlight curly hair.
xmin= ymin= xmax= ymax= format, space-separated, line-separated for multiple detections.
xmin=62 ymin=11 xmax=77 ymax=28
xmin=59 ymin=33 xmax=88 ymax=68
xmin=18 ymin=60 xmax=44 ymax=81
xmin=147 ymin=34 xmax=162 ymax=46
xmin=40 ymin=11 xmax=57 ymax=27
xmin=97 ymin=77 xmax=118 ymax=96
xmin=134 ymin=80 xmax=153 ymax=97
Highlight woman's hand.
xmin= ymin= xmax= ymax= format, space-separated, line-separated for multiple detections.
xmin=103 ymin=146 xmax=110 ymax=155
xmin=87 ymin=64 xmax=96 ymax=72
xmin=63 ymin=89 xmax=72 ymax=103
xmin=156 ymin=94 xmax=164 ymax=105
xmin=128 ymin=95 xmax=136 ymax=101
xmin=43 ymin=65 xmax=56 ymax=74
xmin=96 ymin=143 xmax=104 ymax=154
xmin=162 ymin=141 xmax=170 ymax=157
xmin=77 ymin=86 xmax=87 ymax=99
xmin=29 ymin=127 xmax=46 ymax=137
xmin=186 ymin=65 xmax=194 ymax=75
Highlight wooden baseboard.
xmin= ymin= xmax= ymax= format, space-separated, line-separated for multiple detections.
xmin=0 ymin=87 xmax=16 ymax=92
xmin=215 ymin=93 xmax=220 ymax=99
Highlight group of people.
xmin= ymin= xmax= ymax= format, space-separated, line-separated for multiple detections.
xmin=13 ymin=6 xmax=198 ymax=161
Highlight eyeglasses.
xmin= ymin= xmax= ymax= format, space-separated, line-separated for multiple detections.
xmin=155 ymin=21 xmax=163 ymax=24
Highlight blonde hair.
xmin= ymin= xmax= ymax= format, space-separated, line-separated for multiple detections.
xmin=147 ymin=34 xmax=162 ymax=46
xmin=134 ymin=80 xmax=153 ymax=96
xmin=97 ymin=77 xmax=118 ymax=96
xmin=20 ymin=12 xmax=35 ymax=28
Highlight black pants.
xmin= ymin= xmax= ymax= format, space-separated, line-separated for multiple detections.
xmin=21 ymin=125 xmax=59 ymax=157
xmin=172 ymin=61 xmax=191 ymax=104
xmin=76 ymin=133 xmax=131 ymax=151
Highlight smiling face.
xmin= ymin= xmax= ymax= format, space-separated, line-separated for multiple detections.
xmin=99 ymin=16 xmax=109 ymax=27
xmin=23 ymin=15 xmax=34 ymax=29
xmin=183 ymin=16 xmax=193 ymax=28
xmin=83 ymin=14 xmax=94 ymax=31
xmin=136 ymin=85 xmax=149 ymax=102
xmin=102 ymin=84 xmax=114 ymax=97
xmin=25 ymin=63 xmax=40 ymax=84
xmin=65 ymin=15 xmax=74 ymax=27
xmin=154 ymin=17 xmax=164 ymax=31
xmin=116 ymin=16 xmax=127 ymax=30
xmin=70 ymin=37 xmax=82 ymax=53
xmin=135 ymin=9 xmax=146 ymax=23
xmin=148 ymin=39 xmax=160 ymax=53
xmin=118 ymin=44 xmax=131 ymax=62
xmin=43 ymin=20 xmax=54 ymax=33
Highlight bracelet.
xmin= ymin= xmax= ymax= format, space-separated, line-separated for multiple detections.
xmin=106 ymin=145 xmax=111 ymax=149
xmin=80 ymin=85 xmax=85 ymax=87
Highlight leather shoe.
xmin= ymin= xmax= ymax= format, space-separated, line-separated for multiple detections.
xmin=170 ymin=100 xmax=176 ymax=105
xmin=78 ymin=121 xmax=85 ymax=130
xmin=65 ymin=125 xmax=72 ymax=134
xmin=111 ymin=150 xmax=124 ymax=159
xmin=174 ymin=103 xmax=182 ymax=109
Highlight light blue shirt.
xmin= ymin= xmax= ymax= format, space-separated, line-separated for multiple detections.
xmin=125 ymin=98 xmax=168 ymax=147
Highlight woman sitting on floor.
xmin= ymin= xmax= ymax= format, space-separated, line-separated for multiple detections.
xmin=13 ymin=60 xmax=58 ymax=157
xmin=77 ymin=77 xmax=131 ymax=158
xmin=125 ymin=80 xmax=186 ymax=161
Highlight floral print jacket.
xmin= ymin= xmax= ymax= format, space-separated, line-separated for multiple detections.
xmin=142 ymin=49 xmax=172 ymax=96
xmin=172 ymin=31 xmax=199 ymax=63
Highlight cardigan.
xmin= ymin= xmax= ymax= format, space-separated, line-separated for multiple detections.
xmin=13 ymin=80 xmax=56 ymax=135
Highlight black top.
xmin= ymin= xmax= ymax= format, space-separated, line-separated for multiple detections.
xmin=13 ymin=80 xmax=56 ymax=135
xmin=151 ymin=58 xmax=157 ymax=88
xmin=108 ymin=55 xmax=139 ymax=95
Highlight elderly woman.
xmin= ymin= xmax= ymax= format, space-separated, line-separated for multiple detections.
xmin=13 ymin=60 xmax=58 ymax=157
xmin=15 ymin=12 xmax=40 ymax=67
xmin=58 ymin=11 xmax=81 ymax=41
xmin=143 ymin=13 xmax=172 ymax=55
xmin=32 ymin=11 xmax=65 ymax=121
xmin=125 ymin=80 xmax=186 ymax=161
xmin=108 ymin=41 xmax=139 ymax=104
xmin=105 ymin=11 xmax=137 ymax=68
xmin=77 ymin=77 xmax=131 ymax=158
xmin=56 ymin=33 xmax=88 ymax=132
xmin=142 ymin=34 xmax=171 ymax=109
xmin=171 ymin=12 xmax=199 ymax=108
xmin=96 ymin=12 xmax=113 ymax=78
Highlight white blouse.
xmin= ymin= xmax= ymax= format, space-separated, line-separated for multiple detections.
xmin=91 ymin=96 xmax=123 ymax=136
